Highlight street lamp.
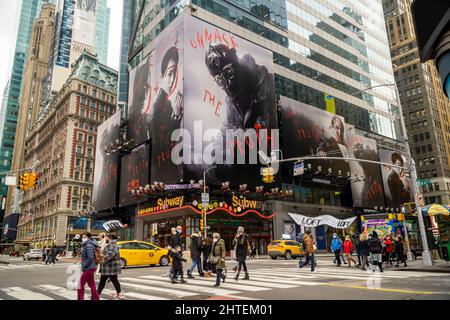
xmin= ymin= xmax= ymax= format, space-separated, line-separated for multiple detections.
xmin=202 ymin=166 xmax=217 ymax=238
xmin=353 ymin=83 xmax=432 ymax=265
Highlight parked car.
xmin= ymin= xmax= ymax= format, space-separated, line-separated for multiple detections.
xmin=23 ymin=249 xmax=44 ymax=261
xmin=117 ymin=240 xmax=170 ymax=269
xmin=267 ymin=240 xmax=305 ymax=260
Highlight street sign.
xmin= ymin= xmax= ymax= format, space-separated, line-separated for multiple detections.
xmin=293 ymin=162 xmax=304 ymax=176
xmin=5 ymin=176 xmax=16 ymax=186
xmin=417 ymin=179 xmax=432 ymax=186
xmin=201 ymin=193 xmax=209 ymax=203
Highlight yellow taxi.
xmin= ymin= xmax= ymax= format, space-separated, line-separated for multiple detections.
xmin=267 ymin=240 xmax=304 ymax=260
xmin=117 ymin=240 xmax=170 ymax=269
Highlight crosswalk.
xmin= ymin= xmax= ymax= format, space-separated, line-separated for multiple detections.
xmin=0 ymin=263 xmax=67 ymax=271
xmin=0 ymin=266 xmax=447 ymax=300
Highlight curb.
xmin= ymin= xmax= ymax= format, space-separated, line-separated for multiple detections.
xmin=397 ymin=268 xmax=450 ymax=273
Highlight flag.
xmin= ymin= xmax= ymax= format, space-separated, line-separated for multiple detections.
xmin=324 ymin=94 xmax=336 ymax=114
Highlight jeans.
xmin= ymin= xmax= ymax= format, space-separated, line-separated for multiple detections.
xmin=97 ymin=275 xmax=121 ymax=295
xmin=361 ymin=254 xmax=369 ymax=269
xmin=77 ymin=268 xmax=99 ymax=300
xmin=299 ymin=254 xmax=315 ymax=271
xmin=216 ymin=268 xmax=225 ymax=286
xmin=188 ymin=258 xmax=203 ymax=275
xmin=334 ymin=250 xmax=342 ymax=266
xmin=237 ymin=260 xmax=247 ymax=273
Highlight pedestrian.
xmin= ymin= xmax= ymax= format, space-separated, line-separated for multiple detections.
xmin=331 ymin=233 xmax=342 ymax=266
xmin=170 ymin=245 xmax=187 ymax=284
xmin=394 ymin=236 xmax=408 ymax=267
xmin=42 ymin=248 xmax=47 ymax=263
xmin=359 ymin=232 xmax=370 ymax=271
xmin=232 ymin=226 xmax=250 ymax=281
xmin=96 ymin=233 xmax=107 ymax=275
xmin=369 ymin=231 xmax=383 ymax=272
xmin=250 ymin=242 xmax=257 ymax=259
xmin=352 ymin=234 xmax=362 ymax=267
xmin=97 ymin=234 xmax=124 ymax=300
xmin=208 ymin=233 xmax=227 ymax=287
xmin=333 ymin=236 xmax=347 ymax=264
xmin=299 ymin=230 xmax=316 ymax=272
xmin=187 ymin=231 xmax=204 ymax=279
xmin=77 ymin=232 xmax=100 ymax=300
xmin=51 ymin=246 xmax=59 ymax=264
xmin=343 ymin=235 xmax=357 ymax=267
xmin=46 ymin=247 xmax=53 ymax=265
xmin=202 ymin=236 xmax=213 ymax=277
xmin=384 ymin=236 xmax=393 ymax=267
xmin=168 ymin=226 xmax=183 ymax=280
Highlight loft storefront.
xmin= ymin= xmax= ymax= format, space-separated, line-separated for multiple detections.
xmin=135 ymin=195 xmax=275 ymax=255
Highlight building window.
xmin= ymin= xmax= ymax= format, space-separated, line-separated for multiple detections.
xmin=80 ymin=108 xmax=86 ymax=117
xmin=88 ymin=135 xmax=93 ymax=144
xmin=77 ymin=133 xmax=83 ymax=141
xmin=434 ymin=182 xmax=440 ymax=191
xmin=74 ymin=171 xmax=80 ymax=180
xmin=76 ymin=146 xmax=82 ymax=154
xmin=87 ymin=148 xmax=92 ymax=156
xmin=83 ymin=86 xmax=87 ymax=93
xmin=71 ymin=199 xmax=78 ymax=210
xmin=80 ymin=97 xmax=86 ymax=105
xmin=92 ymin=89 xmax=97 ymax=97
xmin=75 ymin=158 xmax=81 ymax=166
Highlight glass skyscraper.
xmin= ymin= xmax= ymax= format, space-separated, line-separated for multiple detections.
xmin=0 ymin=0 xmax=55 ymax=197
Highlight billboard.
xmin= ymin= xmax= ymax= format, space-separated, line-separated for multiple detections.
xmin=127 ymin=53 xmax=154 ymax=147
xmin=120 ymin=144 xmax=150 ymax=206
xmin=126 ymin=14 xmax=277 ymax=187
xmin=181 ymin=15 xmax=277 ymax=186
xmin=347 ymin=133 xmax=385 ymax=208
xmin=379 ymin=149 xmax=414 ymax=209
xmin=73 ymin=0 xmax=97 ymax=46
xmin=279 ymin=96 xmax=350 ymax=178
xmin=92 ymin=111 xmax=121 ymax=211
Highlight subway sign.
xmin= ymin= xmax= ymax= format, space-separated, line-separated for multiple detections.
xmin=138 ymin=196 xmax=185 ymax=217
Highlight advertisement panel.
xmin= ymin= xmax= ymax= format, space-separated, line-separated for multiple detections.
xmin=379 ymin=149 xmax=414 ymax=209
xmin=347 ymin=133 xmax=385 ymax=208
xmin=119 ymin=144 xmax=150 ymax=206
xmin=92 ymin=111 xmax=121 ymax=211
xmin=73 ymin=0 xmax=97 ymax=47
xmin=181 ymin=15 xmax=278 ymax=186
xmin=279 ymin=96 xmax=350 ymax=178
xmin=127 ymin=53 xmax=155 ymax=147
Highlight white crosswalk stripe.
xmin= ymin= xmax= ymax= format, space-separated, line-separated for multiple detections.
xmin=101 ymin=288 xmax=168 ymax=300
xmin=34 ymin=285 xmax=77 ymax=300
xmin=120 ymin=281 xmax=198 ymax=298
xmin=1 ymin=287 xmax=54 ymax=300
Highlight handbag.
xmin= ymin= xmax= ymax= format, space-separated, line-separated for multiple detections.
xmin=207 ymin=256 xmax=220 ymax=265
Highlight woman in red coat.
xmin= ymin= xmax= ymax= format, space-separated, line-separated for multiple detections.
xmin=384 ymin=237 xmax=394 ymax=267
xmin=343 ymin=236 xmax=357 ymax=267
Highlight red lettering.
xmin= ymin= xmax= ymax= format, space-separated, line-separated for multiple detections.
xmin=230 ymin=35 xmax=239 ymax=49
xmin=189 ymin=38 xmax=197 ymax=49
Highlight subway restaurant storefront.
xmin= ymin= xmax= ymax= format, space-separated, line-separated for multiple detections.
xmin=135 ymin=195 xmax=275 ymax=255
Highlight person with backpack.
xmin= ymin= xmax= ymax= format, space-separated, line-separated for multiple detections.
xmin=202 ymin=236 xmax=213 ymax=277
xmin=97 ymin=234 xmax=124 ymax=300
xmin=343 ymin=235 xmax=357 ymax=267
xmin=208 ymin=233 xmax=227 ymax=287
xmin=331 ymin=233 xmax=343 ymax=266
xmin=299 ymin=230 xmax=316 ymax=272
xmin=77 ymin=232 xmax=100 ymax=300
xmin=232 ymin=226 xmax=250 ymax=281
xmin=187 ymin=231 xmax=204 ymax=279
xmin=369 ymin=231 xmax=384 ymax=272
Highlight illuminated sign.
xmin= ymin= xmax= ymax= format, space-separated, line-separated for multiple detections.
xmin=138 ymin=196 xmax=185 ymax=217
xmin=231 ymin=196 xmax=263 ymax=210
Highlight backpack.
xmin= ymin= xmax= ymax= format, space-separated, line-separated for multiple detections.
xmin=95 ymin=246 xmax=104 ymax=265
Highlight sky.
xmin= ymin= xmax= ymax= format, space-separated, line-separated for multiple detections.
xmin=0 ymin=0 xmax=123 ymax=106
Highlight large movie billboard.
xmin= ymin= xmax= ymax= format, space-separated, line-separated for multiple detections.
xmin=347 ymin=133 xmax=385 ymax=208
xmin=120 ymin=144 xmax=150 ymax=206
xmin=379 ymin=149 xmax=414 ymax=209
xmin=73 ymin=0 xmax=97 ymax=47
xmin=93 ymin=111 xmax=120 ymax=211
xmin=127 ymin=14 xmax=277 ymax=187
xmin=181 ymin=15 xmax=277 ymax=186
xmin=279 ymin=96 xmax=350 ymax=178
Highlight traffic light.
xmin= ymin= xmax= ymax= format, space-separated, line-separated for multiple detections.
xmin=28 ymin=173 xmax=38 ymax=188
xmin=19 ymin=173 xmax=30 ymax=191
xmin=262 ymin=167 xmax=275 ymax=184
xmin=199 ymin=219 xmax=204 ymax=232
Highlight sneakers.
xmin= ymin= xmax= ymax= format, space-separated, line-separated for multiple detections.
xmin=114 ymin=293 xmax=125 ymax=300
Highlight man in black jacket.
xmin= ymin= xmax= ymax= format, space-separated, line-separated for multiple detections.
xmin=168 ymin=226 xmax=184 ymax=280
xmin=369 ymin=231 xmax=384 ymax=272
xmin=187 ymin=232 xmax=204 ymax=278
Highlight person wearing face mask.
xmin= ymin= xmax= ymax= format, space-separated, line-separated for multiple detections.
xmin=232 ymin=226 xmax=250 ymax=281
xmin=168 ymin=226 xmax=184 ymax=281
xmin=97 ymin=234 xmax=124 ymax=300
xmin=208 ymin=233 xmax=227 ymax=287
xmin=77 ymin=232 xmax=100 ymax=300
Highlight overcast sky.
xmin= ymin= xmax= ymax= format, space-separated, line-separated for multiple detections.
xmin=0 ymin=0 xmax=123 ymax=105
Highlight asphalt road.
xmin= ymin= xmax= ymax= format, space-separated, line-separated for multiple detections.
xmin=0 ymin=257 xmax=449 ymax=300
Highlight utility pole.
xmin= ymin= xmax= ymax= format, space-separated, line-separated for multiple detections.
xmin=202 ymin=166 xmax=216 ymax=238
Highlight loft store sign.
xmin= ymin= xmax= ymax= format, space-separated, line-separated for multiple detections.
xmin=289 ymin=213 xmax=356 ymax=229
xmin=138 ymin=196 xmax=185 ymax=217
